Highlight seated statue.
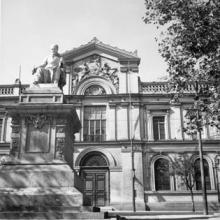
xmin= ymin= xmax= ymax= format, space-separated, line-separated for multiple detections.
xmin=32 ymin=44 xmax=66 ymax=89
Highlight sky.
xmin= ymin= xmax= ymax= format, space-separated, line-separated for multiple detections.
xmin=0 ymin=0 xmax=168 ymax=85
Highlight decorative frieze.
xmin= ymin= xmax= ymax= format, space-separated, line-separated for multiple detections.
xmin=25 ymin=114 xmax=52 ymax=129
xmin=12 ymin=126 xmax=20 ymax=134
xmin=11 ymin=115 xmax=20 ymax=126
xmin=10 ymin=137 xmax=20 ymax=156
xmin=71 ymin=55 xmax=119 ymax=92
xmin=55 ymin=137 xmax=65 ymax=160
xmin=10 ymin=115 xmax=21 ymax=157
xmin=56 ymin=118 xmax=67 ymax=125
xmin=56 ymin=126 xmax=65 ymax=133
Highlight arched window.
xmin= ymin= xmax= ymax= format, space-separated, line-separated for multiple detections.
xmin=84 ymin=85 xmax=106 ymax=95
xmin=80 ymin=152 xmax=108 ymax=167
xmin=154 ymin=158 xmax=171 ymax=190
xmin=194 ymin=159 xmax=211 ymax=190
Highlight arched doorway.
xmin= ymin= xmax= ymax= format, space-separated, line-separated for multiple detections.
xmin=80 ymin=152 xmax=109 ymax=206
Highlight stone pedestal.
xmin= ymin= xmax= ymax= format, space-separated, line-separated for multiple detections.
xmin=0 ymin=84 xmax=82 ymax=211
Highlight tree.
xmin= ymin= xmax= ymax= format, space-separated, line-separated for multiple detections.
xmin=171 ymin=154 xmax=196 ymax=212
xmin=144 ymin=0 xmax=220 ymax=215
xmin=144 ymin=0 xmax=220 ymax=119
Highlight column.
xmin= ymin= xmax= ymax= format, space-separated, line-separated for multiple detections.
xmin=170 ymin=105 xmax=183 ymax=140
xmin=134 ymin=148 xmax=145 ymax=210
xmin=146 ymin=110 xmax=153 ymax=141
xmin=117 ymin=105 xmax=128 ymax=140
xmin=119 ymin=72 xmax=127 ymax=93
xmin=75 ymin=107 xmax=81 ymax=142
xmin=165 ymin=111 xmax=170 ymax=140
xmin=106 ymin=104 xmax=116 ymax=141
xmin=131 ymin=105 xmax=140 ymax=140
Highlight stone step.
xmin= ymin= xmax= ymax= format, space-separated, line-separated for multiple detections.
xmin=106 ymin=211 xmax=204 ymax=218
xmin=116 ymin=215 xmax=213 ymax=220
xmin=107 ymin=211 xmax=220 ymax=220
xmin=0 ymin=206 xmax=82 ymax=212
xmin=0 ymin=219 xmax=107 ymax=220
xmin=0 ymin=212 xmax=105 ymax=219
xmin=147 ymin=202 xmax=220 ymax=212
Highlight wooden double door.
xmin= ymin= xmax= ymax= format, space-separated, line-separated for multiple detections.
xmin=81 ymin=169 xmax=109 ymax=207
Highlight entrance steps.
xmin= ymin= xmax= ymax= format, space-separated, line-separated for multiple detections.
xmin=106 ymin=211 xmax=219 ymax=220
xmin=147 ymin=202 xmax=220 ymax=212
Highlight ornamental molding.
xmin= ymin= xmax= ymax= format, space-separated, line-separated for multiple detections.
xmin=12 ymin=126 xmax=20 ymax=134
xmin=56 ymin=126 xmax=65 ymax=133
xmin=75 ymin=76 xmax=117 ymax=95
xmin=84 ymin=85 xmax=106 ymax=95
xmin=74 ymin=147 xmax=120 ymax=168
xmin=56 ymin=118 xmax=67 ymax=125
xmin=11 ymin=115 xmax=20 ymax=125
xmin=25 ymin=114 xmax=52 ymax=129
xmin=10 ymin=137 xmax=20 ymax=156
xmin=55 ymin=137 xmax=65 ymax=160
xmin=71 ymin=55 xmax=119 ymax=94
xmin=63 ymin=37 xmax=140 ymax=61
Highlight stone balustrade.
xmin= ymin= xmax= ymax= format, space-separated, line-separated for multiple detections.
xmin=0 ymin=82 xmax=203 ymax=96
xmin=141 ymin=82 xmax=168 ymax=94
xmin=141 ymin=82 xmax=196 ymax=94
xmin=0 ymin=85 xmax=28 ymax=96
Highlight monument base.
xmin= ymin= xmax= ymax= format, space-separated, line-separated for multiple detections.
xmin=2 ymin=83 xmax=83 ymax=211
xmin=20 ymin=83 xmax=63 ymax=103
xmin=0 ymin=163 xmax=82 ymax=211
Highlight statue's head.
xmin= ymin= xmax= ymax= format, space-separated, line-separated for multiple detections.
xmin=50 ymin=44 xmax=59 ymax=55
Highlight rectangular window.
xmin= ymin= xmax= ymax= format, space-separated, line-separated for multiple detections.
xmin=83 ymin=106 xmax=106 ymax=142
xmin=153 ymin=116 xmax=165 ymax=140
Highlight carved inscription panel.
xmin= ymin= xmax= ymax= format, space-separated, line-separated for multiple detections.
xmin=26 ymin=124 xmax=50 ymax=153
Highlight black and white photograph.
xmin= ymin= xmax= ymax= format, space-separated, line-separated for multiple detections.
xmin=0 ymin=0 xmax=220 ymax=219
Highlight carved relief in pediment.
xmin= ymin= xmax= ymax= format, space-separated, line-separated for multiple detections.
xmin=71 ymin=55 xmax=119 ymax=93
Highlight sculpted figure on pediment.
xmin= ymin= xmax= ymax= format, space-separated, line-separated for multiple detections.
xmin=72 ymin=55 xmax=119 ymax=91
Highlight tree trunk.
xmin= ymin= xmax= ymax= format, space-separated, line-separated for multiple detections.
xmin=189 ymin=188 xmax=195 ymax=212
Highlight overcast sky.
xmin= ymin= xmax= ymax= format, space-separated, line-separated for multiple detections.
xmin=1 ymin=0 xmax=167 ymax=85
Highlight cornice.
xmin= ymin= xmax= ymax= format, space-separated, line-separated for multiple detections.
xmin=62 ymin=37 xmax=140 ymax=63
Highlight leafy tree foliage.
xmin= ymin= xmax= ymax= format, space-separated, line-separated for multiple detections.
xmin=171 ymin=154 xmax=196 ymax=212
xmin=144 ymin=0 xmax=220 ymax=131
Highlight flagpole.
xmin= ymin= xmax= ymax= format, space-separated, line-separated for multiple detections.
xmin=19 ymin=65 xmax=21 ymax=95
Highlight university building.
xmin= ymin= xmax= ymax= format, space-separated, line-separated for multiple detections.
xmin=0 ymin=38 xmax=220 ymax=211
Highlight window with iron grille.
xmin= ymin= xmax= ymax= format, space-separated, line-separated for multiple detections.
xmin=83 ymin=106 xmax=106 ymax=142
xmin=153 ymin=116 xmax=165 ymax=140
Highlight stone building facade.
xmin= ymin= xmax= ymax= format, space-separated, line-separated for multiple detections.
xmin=0 ymin=38 xmax=220 ymax=210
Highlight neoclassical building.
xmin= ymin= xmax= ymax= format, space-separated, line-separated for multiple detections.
xmin=0 ymin=38 xmax=220 ymax=211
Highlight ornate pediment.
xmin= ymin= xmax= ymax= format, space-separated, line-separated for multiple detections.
xmin=63 ymin=37 xmax=140 ymax=62
xmin=62 ymin=38 xmax=141 ymax=95
xmin=71 ymin=54 xmax=119 ymax=93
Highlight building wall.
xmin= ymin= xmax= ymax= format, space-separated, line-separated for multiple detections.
xmin=0 ymin=42 xmax=220 ymax=210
